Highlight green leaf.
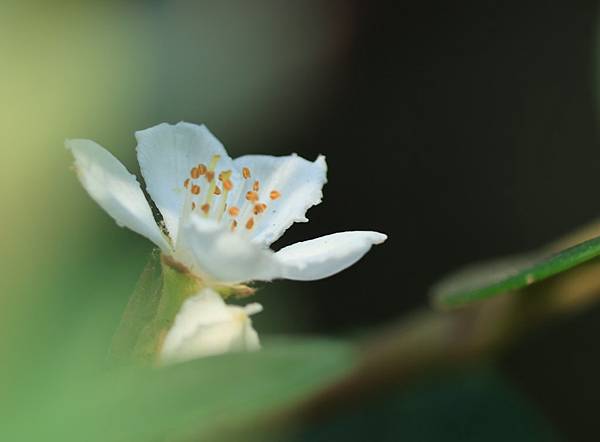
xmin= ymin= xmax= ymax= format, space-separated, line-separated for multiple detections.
xmin=431 ymin=235 xmax=600 ymax=308
xmin=109 ymin=250 xmax=202 ymax=365
xmin=109 ymin=250 xmax=163 ymax=365
xmin=17 ymin=338 xmax=354 ymax=442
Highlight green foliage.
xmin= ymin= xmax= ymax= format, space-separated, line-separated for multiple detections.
xmin=110 ymin=250 xmax=202 ymax=365
xmin=3 ymin=338 xmax=353 ymax=442
xmin=0 ymin=248 xmax=355 ymax=442
xmin=431 ymin=235 xmax=600 ymax=308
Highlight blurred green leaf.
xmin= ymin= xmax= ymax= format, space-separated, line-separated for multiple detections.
xmin=5 ymin=338 xmax=353 ymax=442
xmin=109 ymin=249 xmax=163 ymax=365
xmin=431 ymin=235 xmax=600 ymax=308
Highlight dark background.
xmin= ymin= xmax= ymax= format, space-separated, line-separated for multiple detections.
xmin=277 ymin=1 xmax=600 ymax=331
xmin=266 ymin=2 xmax=600 ymax=440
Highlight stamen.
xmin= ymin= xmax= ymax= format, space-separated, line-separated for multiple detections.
xmin=203 ymin=155 xmax=221 ymax=211
xmin=215 ymin=169 xmax=233 ymax=222
xmin=190 ymin=167 xmax=201 ymax=179
xmin=228 ymin=168 xmax=259 ymax=229
xmin=270 ymin=190 xmax=281 ymax=200
xmin=218 ymin=170 xmax=232 ymax=181
xmin=191 ymin=184 xmax=201 ymax=195
xmin=253 ymin=203 xmax=267 ymax=215
xmin=228 ymin=206 xmax=240 ymax=217
xmin=183 ymin=178 xmax=190 ymax=188
xmin=213 ymin=186 xmax=222 ymax=195
xmin=209 ymin=155 xmax=220 ymax=168
xmin=197 ymin=164 xmax=207 ymax=175
xmin=201 ymin=203 xmax=210 ymax=215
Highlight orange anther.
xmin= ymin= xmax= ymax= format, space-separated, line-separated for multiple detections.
xmin=201 ymin=203 xmax=210 ymax=214
xmin=269 ymin=190 xmax=281 ymax=200
xmin=253 ymin=180 xmax=260 ymax=192
xmin=253 ymin=203 xmax=267 ymax=215
xmin=242 ymin=167 xmax=251 ymax=179
xmin=183 ymin=178 xmax=190 ymax=188
xmin=245 ymin=217 xmax=255 ymax=230
xmin=228 ymin=206 xmax=240 ymax=217
xmin=218 ymin=170 xmax=232 ymax=181
xmin=231 ymin=220 xmax=238 ymax=231
xmin=197 ymin=164 xmax=207 ymax=175
xmin=191 ymin=184 xmax=201 ymax=195
xmin=213 ymin=186 xmax=222 ymax=195
xmin=190 ymin=167 xmax=201 ymax=179
xmin=191 ymin=202 xmax=196 ymax=210
xmin=205 ymin=171 xmax=215 ymax=182
xmin=223 ymin=179 xmax=233 ymax=191
xmin=246 ymin=191 xmax=259 ymax=202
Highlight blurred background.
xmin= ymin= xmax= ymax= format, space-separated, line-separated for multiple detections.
xmin=3 ymin=1 xmax=600 ymax=440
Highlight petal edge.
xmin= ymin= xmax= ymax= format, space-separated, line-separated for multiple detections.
xmin=67 ymin=139 xmax=171 ymax=251
xmin=275 ymin=231 xmax=387 ymax=281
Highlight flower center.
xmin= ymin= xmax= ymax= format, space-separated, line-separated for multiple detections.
xmin=182 ymin=155 xmax=281 ymax=233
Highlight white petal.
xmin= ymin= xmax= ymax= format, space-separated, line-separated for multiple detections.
xmin=161 ymin=288 xmax=261 ymax=364
xmin=136 ymin=122 xmax=238 ymax=242
xmin=275 ymin=231 xmax=387 ymax=281
xmin=67 ymin=139 xmax=171 ymax=251
xmin=232 ymin=154 xmax=327 ymax=246
xmin=175 ymin=215 xmax=282 ymax=284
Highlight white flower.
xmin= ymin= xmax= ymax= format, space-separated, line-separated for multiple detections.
xmin=160 ymin=288 xmax=262 ymax=364
xmin=68 ymin=122 xmax=387 ymax=285
xmin=68 ymin=122 xmax=387 ymax=361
